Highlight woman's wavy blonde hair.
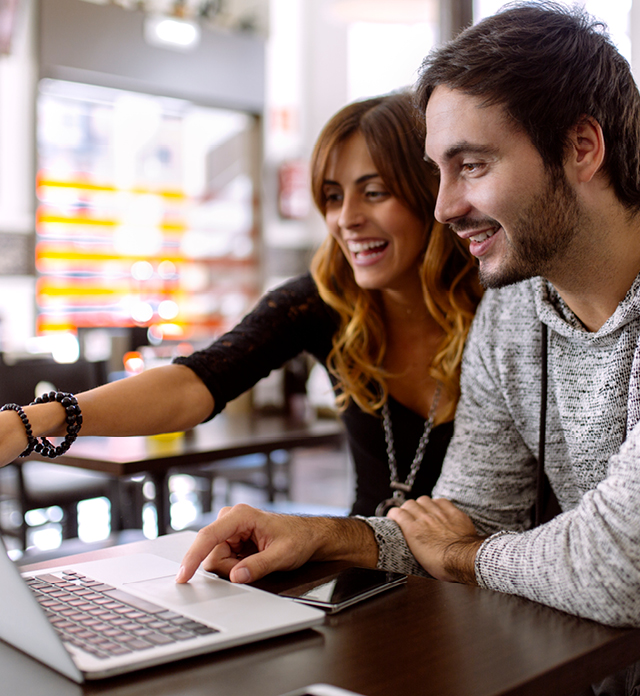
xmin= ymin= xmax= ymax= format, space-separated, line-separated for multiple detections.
xmin=310 ymin=91 xmax=482 ymax=422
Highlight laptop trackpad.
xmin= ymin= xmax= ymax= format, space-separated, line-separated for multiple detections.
xmin=124 ymin=573 xmax=246 ymax=606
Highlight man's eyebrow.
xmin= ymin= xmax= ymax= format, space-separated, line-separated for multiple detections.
xmin=441 ymin=142 xmax=499 ymax=162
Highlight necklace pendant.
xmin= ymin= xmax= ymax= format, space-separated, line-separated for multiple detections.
xmin=375 ymin=491 xmax=405 ymax=517
xmin=380 ymin=385 xmax=441 ymax=518
xmin=390 ymin=481 xmax=412 ymax=494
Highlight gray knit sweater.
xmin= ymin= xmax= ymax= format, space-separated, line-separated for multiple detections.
xmin=365 ymin=273 xmax=640 ymax=628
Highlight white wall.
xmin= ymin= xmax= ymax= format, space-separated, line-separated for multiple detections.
xmin=0 ymin=0 xmax=36 ymax=235
xmin=263 ymin=0 xmax=348 ymax=252
xmin=0 ymin=0 xmax=37 ymax=349
xmin=632 ymin=0 xmax=640 ymax=84
xmin=0 ymin=276 xmax=35 ymax=352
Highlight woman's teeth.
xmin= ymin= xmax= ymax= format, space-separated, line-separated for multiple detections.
xmin=469 ymin=229 xmax=497 ymax=243
xmin=348 ymin=240 xmax=387 ymax=255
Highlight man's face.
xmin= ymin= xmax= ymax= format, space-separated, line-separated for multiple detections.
xmin=425 ymin=85 xmax=584 ymax=289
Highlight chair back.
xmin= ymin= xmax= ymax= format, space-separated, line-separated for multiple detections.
xmin=0 ymin=354 xmax=107 ymax=406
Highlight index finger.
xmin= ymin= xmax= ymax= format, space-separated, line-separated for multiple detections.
xmin=176 ymin=505 xmax=258 ymax=583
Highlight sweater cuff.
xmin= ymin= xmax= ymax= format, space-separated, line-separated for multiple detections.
xmin=474 ymin=530 xmax=518 ymax=589
xmin=355 ymin=516 xmax=430 ymax=578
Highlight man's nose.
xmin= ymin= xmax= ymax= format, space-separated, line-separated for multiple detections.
xmin=434 ymin=177 xmax=469 ymax=225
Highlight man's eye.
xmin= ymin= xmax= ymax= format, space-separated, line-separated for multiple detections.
xmin=462 ymin=162 xmax=483 ymax=173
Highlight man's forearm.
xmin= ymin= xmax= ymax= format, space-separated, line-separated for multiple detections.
xmin=443 ymin=537 xmax=484 ymax=585
xmin=310 ymin=516 xmax=379 ymax=568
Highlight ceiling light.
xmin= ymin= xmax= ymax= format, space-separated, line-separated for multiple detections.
xmin=144 ymin=15 xmax=201 ymax=52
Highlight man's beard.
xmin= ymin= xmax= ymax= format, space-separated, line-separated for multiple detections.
xmin=454 ymin=169 xmax=584 ymax=290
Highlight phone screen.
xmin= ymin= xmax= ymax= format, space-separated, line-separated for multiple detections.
xmin=279 ymin=567 xmax=406 ymax=613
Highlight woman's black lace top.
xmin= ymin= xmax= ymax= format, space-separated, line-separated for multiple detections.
xmin=174 ymin=272 xmax=452 ymax=516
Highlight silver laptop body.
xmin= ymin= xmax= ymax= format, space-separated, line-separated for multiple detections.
xmin=0 ymin=532 xmax=324 ymax=682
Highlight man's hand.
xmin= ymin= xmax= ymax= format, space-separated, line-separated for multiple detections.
xmin=387 ymin=497 xmax=484 ymax=584
xmin=176 ymin=504 xmax=378 ymax=584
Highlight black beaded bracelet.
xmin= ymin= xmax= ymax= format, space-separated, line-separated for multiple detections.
xmin=1 ymin=391 xmax=83 ymax=459
xmin=0 ymin=403 xmax=36 ymax=457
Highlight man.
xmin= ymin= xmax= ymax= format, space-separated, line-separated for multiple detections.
xmin=178 ymin=0 xmax=640 ymax=637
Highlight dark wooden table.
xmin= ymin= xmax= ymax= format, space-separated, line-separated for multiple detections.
xmin=26 ymin=413 xmax=346 ymax=534
xmin=9 ymin=531 xmax=640 ymax=696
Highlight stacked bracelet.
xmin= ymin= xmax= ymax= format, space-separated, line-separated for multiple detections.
xmin=0 ymin=403 xmax=36 ymax=457
xmin=1 ymin=391 xmax=83 ymax=459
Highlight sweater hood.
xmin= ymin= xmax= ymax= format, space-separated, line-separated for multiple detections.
xmin=531 ymin=274 xmax=640 ymax=345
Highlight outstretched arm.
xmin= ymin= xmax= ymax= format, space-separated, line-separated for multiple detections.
xmin=0 ymin=274 xmax=333 ymax=469
xmin=176 ymin=504 xmax=379 ymax=584
xmin=0 ymin=364 xmax=214 ymax=467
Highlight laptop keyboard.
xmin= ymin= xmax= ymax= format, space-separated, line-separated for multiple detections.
xmin=25 ymin=570 xmax=219 ymax=660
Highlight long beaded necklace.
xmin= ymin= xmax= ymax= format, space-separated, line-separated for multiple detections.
xmin=374 ymin=383 xmax=442 ymax=516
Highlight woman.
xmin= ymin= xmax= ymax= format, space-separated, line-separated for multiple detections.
xmin=0 ymin=92 xmax=481 ymax=517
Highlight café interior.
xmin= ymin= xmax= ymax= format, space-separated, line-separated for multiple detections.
xmin=0 ymin=0 xmax=634 ymax=565
xmin=2 ymin=2 xmax=640 ymax=695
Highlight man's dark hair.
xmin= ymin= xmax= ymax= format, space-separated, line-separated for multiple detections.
xmin=416 ymin=1 xmax=640 ymax=212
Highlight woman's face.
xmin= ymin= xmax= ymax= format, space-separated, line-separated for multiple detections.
xmin=323 ymin=132 xmax=427 ymax=294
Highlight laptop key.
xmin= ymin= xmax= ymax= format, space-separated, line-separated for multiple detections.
xmin=171 ymin=630 xmax=199 ymax=641
xmin=133 ymin=628 xmax=154 ymax=637
xmin=105 ymin=645 xmax=133 ymax=656
xmin=126 ymin=639 xmax=154 ymax=651
xmin=104 ymin=629 xmax=126 ymax=638
xmin=124 ymin=611 xmax=146 ymax=619
xmin=168 ymin=616 xmax=193 ymax=625
xmin=157 ymin=610 xmax=181 ymax=620
xmin=145 ymin=632 xmax=176 ymax=646
xmin=119 ymin=633 xmax=143 ymax=643
xmin=192 ymin=625 xmax=220 ymax=635
xmin=39 ymin=599 xmax=62 ymax=608
xmin=83 ymin=583 xmax=115 ymax=592
xmin=34 ymin=573 xmax=68 ymax=584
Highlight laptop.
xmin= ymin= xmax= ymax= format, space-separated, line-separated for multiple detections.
xmin=0 ymin=531 xmax=325 ymax=683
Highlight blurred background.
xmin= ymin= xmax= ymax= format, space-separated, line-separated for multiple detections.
xmin=0 ymin=0 xmax=635 ymax=363
xmin=0 ymin=0 xmax=636 ymax=558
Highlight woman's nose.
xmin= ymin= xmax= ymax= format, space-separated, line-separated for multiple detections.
xmin=338 ymin=194 xmax=366 ymax=229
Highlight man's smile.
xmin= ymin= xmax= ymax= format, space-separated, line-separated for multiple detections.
xmin=468 ymin=228 xmax=497 ymax=243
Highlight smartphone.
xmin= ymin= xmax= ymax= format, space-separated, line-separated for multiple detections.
xmin=279 ymin=684 xmax=364 ymax=696
xmin=278 ymin=566 xmax=406 ymax=614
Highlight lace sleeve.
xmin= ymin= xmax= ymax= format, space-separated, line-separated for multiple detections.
xmin=174 ymin=273 xmax=337 ymax=420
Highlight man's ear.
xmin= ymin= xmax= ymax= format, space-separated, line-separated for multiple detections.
xmin=567 ymin=116 xmax=605 ymax=183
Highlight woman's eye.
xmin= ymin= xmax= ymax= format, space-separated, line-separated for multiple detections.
xmin=324 ymin=191 xmax=343 ymax=204
xmin=365 ymin=189 xmax=388 ymax=200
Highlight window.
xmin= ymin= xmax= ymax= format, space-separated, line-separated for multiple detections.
xmin=473 ymin=0 xmax=631 ymax=60
xmin=36 ymin=80 xmax=261 ymax=343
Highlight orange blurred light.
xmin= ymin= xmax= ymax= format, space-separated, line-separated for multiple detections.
xmin=123 ymin=351 xmax=145 ymax=375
